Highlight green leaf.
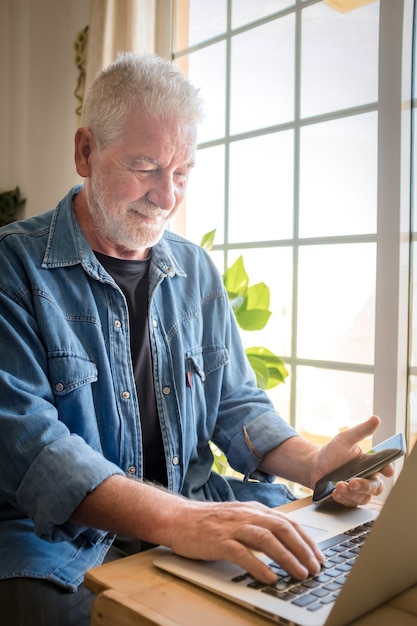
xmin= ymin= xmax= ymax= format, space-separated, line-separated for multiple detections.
xmin=229 ymin=295 xmax=246 ymax=316
xmin=245 ymin=347 xmax=289 ymax=390
xmin=234 ymin=283 xmax=271 ymax=329
xmin=236 ymin=308 xmax=271 ymax=331
xmin=223 ymin=256 xmax=249 ymax=299
xmin=247 ymin=282 xmax=270 ymax=312
xmin=200 ymin=229 xmax=216 ymax=250
xmin=246 ymin=354 xmax=269 ymax=389
xmin=232 ymin=282 xmax=272 ymax=330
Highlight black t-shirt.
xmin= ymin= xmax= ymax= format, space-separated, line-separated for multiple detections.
xmin=95 ymin=252 xmax=167 ymax=487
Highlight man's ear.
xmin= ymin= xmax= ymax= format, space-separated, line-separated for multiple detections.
xmin=74 ymin=128 xmax=95 ymax=177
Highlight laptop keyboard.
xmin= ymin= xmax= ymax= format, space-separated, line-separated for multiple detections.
xmin=231 ymin=521 xmax=374 ymax=614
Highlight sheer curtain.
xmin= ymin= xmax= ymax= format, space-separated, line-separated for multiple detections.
xmin=85 ymin=0 xmax=156 ymax=91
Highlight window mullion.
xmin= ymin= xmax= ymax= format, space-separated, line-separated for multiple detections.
xmin=373 ymin=0 xmax=412 ymax=446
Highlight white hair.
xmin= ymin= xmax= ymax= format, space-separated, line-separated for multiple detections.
xmin=81 ymin=52 xmax=204 ymax=148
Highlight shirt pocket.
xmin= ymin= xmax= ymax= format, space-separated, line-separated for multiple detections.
xmin=186 ymin=345 xmax=229 ymax=382
xmin=48 ymin=351 xmax=98 ymax=396
xmin=47 ymin=351 xmax=103 ymax=447
xmin=185 ymin=345 xmax=230 ymax=443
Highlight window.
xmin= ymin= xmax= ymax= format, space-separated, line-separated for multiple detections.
xmin=162 ymin=0 xmax=415 ymax=456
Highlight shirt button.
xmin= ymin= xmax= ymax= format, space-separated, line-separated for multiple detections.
xmin=172 ymin=456 xmax=180 ymax=466
xmin=152 ymin=319 xmax=158 ymax=328
xmin=122 ymin=391 xmax=130 ymax=399
xmin=127 ymin=466 xmax=136 ymax=475
xmin=114 ymin=320 xmax=122 ymax=328
xmin=162 ymin=386 xmax=171 ymax=395
xmin=55 ymin=382 xmax=64 ymax=392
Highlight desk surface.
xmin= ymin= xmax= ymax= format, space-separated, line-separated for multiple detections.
xmin=85 ymin=498 xmax=417 ymax=626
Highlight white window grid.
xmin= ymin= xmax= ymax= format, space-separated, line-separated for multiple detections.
xmin=156 ymin=0 xmax=415 ymax=451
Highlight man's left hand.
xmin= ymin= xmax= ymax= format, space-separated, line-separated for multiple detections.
xmin=310 ymin=415 xmax=394 ymax=507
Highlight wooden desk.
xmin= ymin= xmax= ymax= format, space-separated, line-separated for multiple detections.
xmin=85 ymin=498 xmax=417 ymax=626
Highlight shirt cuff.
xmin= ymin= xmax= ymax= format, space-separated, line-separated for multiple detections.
xmin=227 ymin=413 xmax=299 ymax=482
xmin=16 ymin=434 xmax=125 ymax=542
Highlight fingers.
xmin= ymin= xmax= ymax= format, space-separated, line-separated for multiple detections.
xmin=380 ymin=463 xmax=395 ymax=478
xmin=231 ymin=518 xmax=323 ymax=583
xmin=332 ymin=473 xmax=385 ymax=507
xmin=170 ymin=502 xmax=323 ymax=585
xmin=226 ymin=532 xmax=319 ymax=585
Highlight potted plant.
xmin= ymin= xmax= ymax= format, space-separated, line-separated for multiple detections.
xmin=0 ymin=187 xmax=26 ymax=227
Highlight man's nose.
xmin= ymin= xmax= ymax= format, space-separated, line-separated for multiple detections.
xmin=146 ymin=175 xmax=177 ymax=212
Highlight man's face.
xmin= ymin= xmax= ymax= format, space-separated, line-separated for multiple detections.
xmin=83 ymin=112 xmax=197 ymax=258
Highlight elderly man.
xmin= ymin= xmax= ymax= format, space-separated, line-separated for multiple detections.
xmin=0 ymin=53 xmax=391 ymax=626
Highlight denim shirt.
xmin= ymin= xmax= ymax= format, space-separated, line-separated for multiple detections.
xmin=0 ymin=186 xmax=298 ymax=590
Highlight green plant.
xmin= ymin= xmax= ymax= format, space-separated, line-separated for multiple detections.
xmin=201 ymin=230 xmax=289 ymax=474
xmin=0 ymin=187 xmax=26 ymax=227
xmin=223 ymin=256 xmax=288 ymax=390
xmin=201 ymin=229 xmax=288 ymax=391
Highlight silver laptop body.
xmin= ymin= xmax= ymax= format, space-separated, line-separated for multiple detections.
xmin=155 ymin=441 xmax=417 ymax=626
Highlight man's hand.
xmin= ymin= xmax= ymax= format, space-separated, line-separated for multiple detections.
xmin=260 ymin=415 xmax=394 ymax=508
xmin=72 ymin=475 xmax=323 ymax=585
xmin=169 ymin=499 xmax=324 ymax=584
xmin=310 ymin=415 xmax=394 ymax=507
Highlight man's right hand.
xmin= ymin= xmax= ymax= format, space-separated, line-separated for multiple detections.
xmin=169 ymin=499 xmax=323 ymax=584
xmin=72 ymin=475 xmax=322 ymax=584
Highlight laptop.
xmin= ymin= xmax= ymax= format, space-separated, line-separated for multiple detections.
xmin=154 ymin=440 xmax=417 ymax=626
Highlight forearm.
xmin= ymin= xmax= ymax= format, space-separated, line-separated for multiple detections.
xmin=72 ymin=473 xmax=324 ymax=584
xmin=71 ymin=474 xmax=189 ymax=546
xmin=258 ymin=436 xmax=319 ymax=489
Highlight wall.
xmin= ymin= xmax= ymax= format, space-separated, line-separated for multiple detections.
xmin=0 ymin=0 xmax=90 ymax=217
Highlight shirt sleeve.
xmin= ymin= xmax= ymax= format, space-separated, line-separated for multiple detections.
xmin=0 ymin=259 xmax=124 ymax=543
xmin=15 ymin=434 xmax=125 ymax=542
xmin=210 ymin=295 xmax=299 ymax=482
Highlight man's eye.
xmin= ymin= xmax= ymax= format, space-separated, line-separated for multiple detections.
xmin=133 ymin=168 xmax=154 ymax=174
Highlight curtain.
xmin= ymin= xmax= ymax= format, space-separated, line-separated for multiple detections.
xmin=85 ymin=0 xmax=157 ymax=92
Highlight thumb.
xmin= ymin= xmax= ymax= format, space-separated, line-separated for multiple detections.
xmin=339 ymin=415 xmax=381 ymax=448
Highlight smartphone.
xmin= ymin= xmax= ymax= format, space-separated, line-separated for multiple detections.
xmin=312 ymin=432 xmax=406 ymax=503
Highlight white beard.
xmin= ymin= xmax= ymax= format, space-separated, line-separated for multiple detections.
xmin=86 ymin=169 xmax=168 ymax=252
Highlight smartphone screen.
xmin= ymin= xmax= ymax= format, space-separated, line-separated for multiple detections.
xmin=312 ymin=432 xmax=406 ymax=503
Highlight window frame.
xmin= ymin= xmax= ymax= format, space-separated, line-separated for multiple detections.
xmin=155 ymin=0 xmax=415 ymax=460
